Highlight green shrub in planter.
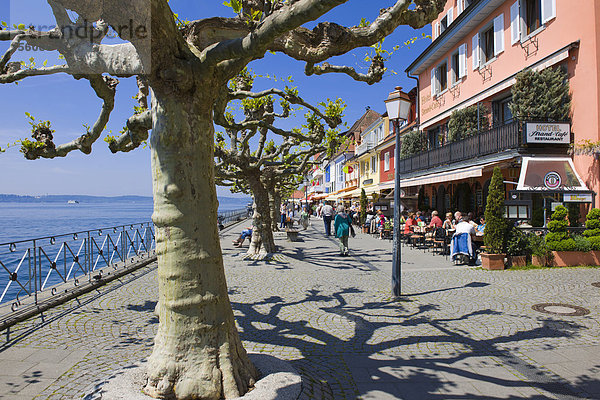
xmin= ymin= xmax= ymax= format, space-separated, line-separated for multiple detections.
xmin=588 ymin=237 xmax=600 ymax=251
xmin=528 ymin=233 xmax=552 ymax=259
xmin=506 ymin=228 xmax=529 ymax=256
xmin=583 ymin=208 xmax=600 ymax=250
xmin=572 ymin=235 xmax=592 ymax=252
xmin=359 ymin=189 xmax=368 ymax=226
xmin=483 ymin=167 xmax=507 ymax=254
xmin=583 ymin=208 xmax=600 ymax=238
xmin=546 ymin=205 xmax=573 ymax=251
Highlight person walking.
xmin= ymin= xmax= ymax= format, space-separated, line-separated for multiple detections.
xmin=334 ymin=205 xmax=354 ymax=256
xmin=321 ymin=202 xmax=335 ymax=236
xmin=280 ymin=203 xmax=287 ymax=229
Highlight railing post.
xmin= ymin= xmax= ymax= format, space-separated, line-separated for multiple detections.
xmin=87 ymin=230 xmax=91 ymax=283
xmin=33 ymin=239 xmax=38 ymax=305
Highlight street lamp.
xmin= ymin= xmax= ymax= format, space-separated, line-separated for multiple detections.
xmin=384 ymin=87 xmax=412 ymax=297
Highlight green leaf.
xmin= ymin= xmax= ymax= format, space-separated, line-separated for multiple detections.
xmin=231 ymin=0 xmax=242 ymax=13
xmin=17 ymin=23 xmax=25 ymax=30
xmin=1 ymin=21 xmax=7 ymax=27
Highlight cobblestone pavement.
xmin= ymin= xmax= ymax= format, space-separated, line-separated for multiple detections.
xmin=1 ymin=218 xmax=599 ymax=399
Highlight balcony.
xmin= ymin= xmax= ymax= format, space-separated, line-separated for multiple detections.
xmin=398 ymin=120 xmax=533 ymax=174
xmin=356 ymin=141 xmax=374 ymax=156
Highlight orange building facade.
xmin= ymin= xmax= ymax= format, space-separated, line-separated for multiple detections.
xmin=404 ymin=0 xmax=600 ymax=221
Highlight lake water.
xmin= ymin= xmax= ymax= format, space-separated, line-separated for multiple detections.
xmin=0 ymin=199 xmax=248 ymax=244
xmin=0 ymin=199 xmax=249 ymax=305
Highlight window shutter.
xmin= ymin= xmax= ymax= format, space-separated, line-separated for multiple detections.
xmin=472 ymin=33 xmax=479 ymax=70
xmin=434 ymin=22 xmax=440 ymax=39
xmin=447 ymin=8 xmax=454 ymax=25
xmin=541 ymin=0 xmax=556 ymax=24
xmin=510 ymin=1 xmax=520 ymax=45
xmin=457 ymin=0 xmax=464 ymax=16
xmin=458 ymin=44 xmax=467 ymax=78
xmin=431 ymin=68 xmax=436 ymax=96
xmin=493 ymin=14 xmax=505 ymax=56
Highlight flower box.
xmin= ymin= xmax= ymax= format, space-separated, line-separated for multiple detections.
xmin=550 ymin=250 xmax=600 ymax=267
xmin=481 ymin=253 xmax=505 ymax=270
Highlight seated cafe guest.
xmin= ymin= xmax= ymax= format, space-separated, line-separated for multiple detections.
xmin=404 ymin=213 xmax=417 ymax=235
xmin=443 ymin=212 xmax=454 ymax=231
xmin=429 ymin=210 xmax=443 ymax=228
xmin=477 ymin=216 xmax=486 ymax=234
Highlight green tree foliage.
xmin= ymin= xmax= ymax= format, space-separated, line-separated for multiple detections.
xmin=359 ymin=188 xmax=368 ymax=226
xmin=509 ymin=67 xmax=571 ymax=120
xmin=400 ymin=129 xmax=427 ymax=158
xmin=447 ymin=104 xmax=490 ymax=142
xmin=483 ymin=167 xmax=507 ymax=254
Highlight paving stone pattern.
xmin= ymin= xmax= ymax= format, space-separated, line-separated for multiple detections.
xmin=0 ymin=218 xmax=599 ymax=399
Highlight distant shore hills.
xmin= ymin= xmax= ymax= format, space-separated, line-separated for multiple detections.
xmin=0 ymin=194 xmax=251 ymax=204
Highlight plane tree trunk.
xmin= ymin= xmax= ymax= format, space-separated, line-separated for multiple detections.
xmin=144 ymin=89 xmax=258 ymax=399
xmin=246 ymin=177 xmax=276 ymax=259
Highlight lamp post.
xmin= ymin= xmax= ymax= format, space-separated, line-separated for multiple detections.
xmin=385 ymin=87 xmax=412 ymax=297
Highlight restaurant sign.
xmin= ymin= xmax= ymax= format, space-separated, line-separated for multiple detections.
xmin=525 ymin=123 xmax=570 ymax=144
xmin=564 ymin=193 xmax=593 ymax=203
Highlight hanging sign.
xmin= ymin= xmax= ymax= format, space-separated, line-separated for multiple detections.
xmin=564 ymin=193 xmax=593 ymax=203
xmin=347 ymin=166 xmax=354 ymax=174
xmin=544 ymin=171 xmax=562 ymax=189
xmin=525 ymin=123 xmax=570 ymax=144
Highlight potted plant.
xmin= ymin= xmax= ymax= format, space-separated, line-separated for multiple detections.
xmin=506 ymin=227 xmax=528 ymax=267
xmin=528 ymin=233 xmax=552 ymax=266
xmin=546 ymin=205 xmax=595 ymax=266
xmin=482 ymin=167 xmax=507 ymax=270
xmin=360 ymin=188 xmax=368 ymax=233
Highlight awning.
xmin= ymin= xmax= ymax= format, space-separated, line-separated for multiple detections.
xmin=313 ymin=193 xmax=329 ymax=200
xmin=400 ymin=163 xmax=496 ymax=188
xmin=341 ymin=188 xmax=361 ymax=199
xmin=378 ymin=181 xmax=395 ymax=190
xmin=516 ymin=157 xmax=589 ymax=191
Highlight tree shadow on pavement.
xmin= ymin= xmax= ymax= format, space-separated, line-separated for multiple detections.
xmin=231 ymin=286 xmax=594 ymax=400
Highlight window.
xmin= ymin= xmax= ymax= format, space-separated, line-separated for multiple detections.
xmin=482 ymin=25 xmax=494 ymax=63
xmin=431 ymin=61 xmax=448 ymax=96
xmin=511 ymin=0 xmax=555 ymax=45
xmin=492 ymin=97 xmax=513 ymax=126
xmin=384 ymin=152 xmax=390 ymax=171
xmin=524 ymin=0 xmax=541 ymax=34
xmin=371 ymin=155 xmax=377 ymax=173
xmin=450 ymin=44 xmax=467 ymax=85
xmin=473 ymin=14 xmax=504 ymax=69
xmin=457 ymin=0 xmax=473 ymax=15
xmin=434 ymin=8 xmax=453 ymax=39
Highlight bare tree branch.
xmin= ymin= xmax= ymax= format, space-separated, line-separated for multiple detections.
xmin=268 ymin=0 xmax=445 ymax=63
xmin=108 ymin=110 xmax=152 ymax=153
xmin=22 ymin=75 xmax=119 ymax=160
xmin=0 ymin=64 xmax=72 ymax=84
xmin=305 ymin=54 xmax=385 ymax=85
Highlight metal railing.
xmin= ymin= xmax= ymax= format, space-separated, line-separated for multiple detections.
xmin=0 ymin=222 xmax=156 ymax=311
xmin=219 ymin=207 xmax=252 ymax=224
xmin=399 ymin=120 xmax=522 ymax=174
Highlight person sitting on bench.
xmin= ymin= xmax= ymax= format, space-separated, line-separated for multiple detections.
xmin=232 ymin=227 xmax=253 ymax=247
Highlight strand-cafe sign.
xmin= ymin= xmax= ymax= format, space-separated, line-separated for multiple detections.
xmin=525 ymin=122 xmax=570 ymax=144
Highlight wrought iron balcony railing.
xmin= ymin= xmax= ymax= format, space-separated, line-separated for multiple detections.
xmin=399 ymin=120 xmax=522 ymax=174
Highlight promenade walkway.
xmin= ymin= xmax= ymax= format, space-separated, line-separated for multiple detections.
xmin=0 ymin=218 xmax=599 ymax=399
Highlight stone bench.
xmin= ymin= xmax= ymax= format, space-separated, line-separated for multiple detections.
xmin=285 ymin=228 xmax=300 ymax=242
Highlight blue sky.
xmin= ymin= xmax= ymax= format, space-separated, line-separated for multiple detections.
xmin=0 ymin=1 xmax=433 ymax=197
